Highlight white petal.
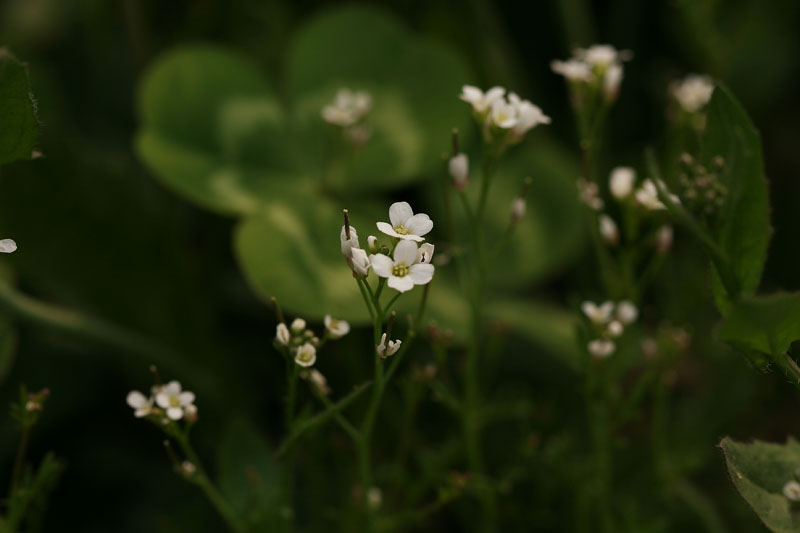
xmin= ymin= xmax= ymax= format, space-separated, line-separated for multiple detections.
xmin=134 ymin=408 xmax=150 ymax=418
xmin=164 ymin=380 xmax=181 ymax=395
xmin=324 ymin=315 xmax=332 ymax=328
xmin=167 ymin=407 xmax=184 ymax=420
xmin=408 ymin=264 xmax=434 ymax=285
xmin=387 ymin=275 xmax=414 ymax=293
xmin=0 ymin=239 xmax=17 ymax=253
xmin=417 ymin=243 xmax=434 ymax=264
xmin=376 ymin=221 xmax=402 ymax=239
xmin=484 ymin=86 xmax=506 ymax=104
xmin=404 ymin=214 xmax=433 ymax=237
xmin=370 ymin=254 xmax=393 ymax=278
xmin=393 ymin=240 xmax=418 ymax=266
xmin=389 ymin=202 xmax=414 ymax=227
xmin=155 ymin=392 xmax=170 ymax=408
xmin=126 ymin=391 xmax=148 ymax=409
xmin=460 ymin=85 xmax=483 ymax=104
xmin=179 ymin=391 xmax=195 ymax=406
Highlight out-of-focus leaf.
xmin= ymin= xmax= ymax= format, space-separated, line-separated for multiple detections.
xmin=287 ymin=5 xmax=473 ymax=191
xmin=218 ymin=418 xmax=288 ymax=532
xmin=0 ymin=315 xmax=18 ymax=384
xmin=720 ymin=436 xmax=800 ymax=533
xmin=135 ymin=45 xmax=309 ymax=215
xmin=0 ymin=48 xmax=38 ymax=165
xmin=701 ymin=85 xmax=770 ymax=314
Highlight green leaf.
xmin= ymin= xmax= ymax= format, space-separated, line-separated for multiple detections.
xmin=701 ymin=85 xmax=770 ymax=314
xmin=218 ymin=418 xmax=288 ymax=531
xmin=287 ymin=5 xmax=473 ymax=191
xmin=0 ymin=48 xmax=38 ymax=165
xmin=135 ymin=45 xmax=309 ymax=215
xmin=720 ymin=436 xmax=800 ymax=533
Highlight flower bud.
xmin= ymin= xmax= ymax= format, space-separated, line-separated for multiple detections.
xmin=510 ymin=197 xmax=526 ymax=224
xmin=449 ymin=153 xmax=469 ymax=191
xmin=598 ymin=215 xmax=619 ymax=245
xmin=656 ymin=225 xmax=673 ymax=254
xmin=609 ymin=167 xmax=635 ymax=199
xmin=290 ymin=318 xmax=306 ymax=334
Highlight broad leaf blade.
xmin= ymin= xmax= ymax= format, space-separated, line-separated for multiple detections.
xmin=0 ymin=48 xmax=38 ymax=165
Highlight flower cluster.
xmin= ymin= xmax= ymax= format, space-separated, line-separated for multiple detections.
xmin=552 ymin=44 xmax=631 ymax=103
xmin=677 ymin=153 xmax=727 ymax=217
xmin=671 ymin=75 xmax=714 ymax=114
xmin=275 ymin=315 xmax=350 ymax=368
xmin=341 ymin=202 xmax=435 ymax=294
xmin=321 ymin=88 xmax=373 ymax=147
xmin=459 ymin=85 xmax=550 ymax=147
xmin=127 ymin=379 xmax=197 ymax=423
xmin=582 ymin=300 xmax=638 ymax=359
xmin=0 ymin=238 xmax=17 ymax=253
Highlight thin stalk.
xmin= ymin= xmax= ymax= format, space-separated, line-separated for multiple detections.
xmin=8 ymin=426 xmax=31 ymax=499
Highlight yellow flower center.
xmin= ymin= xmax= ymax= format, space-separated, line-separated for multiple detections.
xmin=169 ymin=396 xmax=181 ymax=408
xmin=392 ymin=264 xmax=409 ymax=277
xmin=298 ymin=350 xmax=313 ymax=362
xmin=394 ymin=225 xmax=409 ymax=235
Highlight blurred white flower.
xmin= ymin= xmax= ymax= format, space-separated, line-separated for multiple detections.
xmin=290 ymin=318 xmax=307 ymax=334
xmin=376 ymin=333 xmax=402 ymax=359
xmin=598 ymin=215 xmax=619 ymax=245
xmin=550 ymin=59 xmax=594 ymax=82
xmin=340 ymin=225 xmax=360 ymax=258
xmin=367 ymin=486 xmax=383 ymax=509
xmin=508 ymin=92 xmax=551 ymax=138
xmin=371 ymin=240 xmax=434 ymax=293
xmin=616 ymin=301 xmax=638 ymax=324
xmin=324 ymin=315 xmax=350 ymax=339
xmin=490 ymin=99 xmax=519 ymax=129
xmin=275 ymin=323 xmax=290 ymax=346
xmin=578 ymin=44 xmax=621 ymax=69
xmin=350 ymin=248 xmax=371 ymax=277
xmin=672 ymin=75 xmax=714 ymax=113
xmin=582 ymin=301 xmax=614 ymax=325
xmin=588 ymin=339 xmax=616 ymax=359
xmin=609 ymin=167 xmax=635 ymax=199
xmin=511 ymin=197 xmax=526 ymax=224
xmin=577 ymin=178 xmax=604 ymax=210
xmin=460 ymin=85 xmax=505 ymax=114
xmin=126 ymin=390 xmax=155 ymax=418
xmin=294 ymin=342 xmax=317 ymax=367
xmin=303 ymin=368 xmax=331 ymax=396
xmin=607 ymin=320 xmax=624 ymax=337
xmin=376 ymin=202 xmax=433 ymax=242
xmin=0 ymin=239 xmax=17 ymax=253
xmin=322 ymin=88 xmax=372 ymax=127
xmin=449 ymin=153 xmax=469 ymax=190
xmin=602 ymin=63 xmax=623 ymax=102
xmin=784 ymin=480 xmax=800 ymax=502
xmin=635 ymin=180 xmax=666 ymax=210
xmin=155 ymin=381 xmax=196 ymax=421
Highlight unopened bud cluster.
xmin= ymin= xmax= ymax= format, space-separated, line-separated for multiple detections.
xmin=677 ymin=153 xmax=727 ymax=217
xmin=275 ymin=314 xmax=350 ymax=368
xmin=582 ymin=300 xmax=638 ymax=359
xmin=552 ymin=44 xmax=631 ymax=105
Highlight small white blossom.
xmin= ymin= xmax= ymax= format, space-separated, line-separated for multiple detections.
xmin=511 ymin=197 xmax=526 ymax=224
xmin=449 ymin=153 xmax=469 ymax=190
xmin=290 ymin=318 xmax=307 ymax=334
xmin=598 ymin=215 xmax=619 ymax=245
xmin=460 ymin=85 xmax=505 ymax=115
xmin=376 ymin=202 xmax=433 ymax=242
xmin=126 ymin=390 xmax=155 ymax=418
xmin=304 ymin=368 xmax=330 ymax=396
xmin=582 ymin=301 xmax=614 ymax=325
xmin=616 ymin=301 xmax=638 ymax=324
xmin=350 ymin=248 xmax=371 ymax=277
xmin=607 ymin=320 xmax=624 ymax=338
xmin=577 ymin=178 xmax=604 ymax=210
xmin=370 ymin=240 xmax=434 ymax=293
xmin=155 ymin=381 xmax=196 ymax=421
xmin=635 ymin=180 xmax=666 ymax=210
xmin=784 ymin=480 xmax=800 ymax=502
xmin=578 ymin=45 xmax=621 ymax=69
xmin=550 ymin=59 xmax=594 ymax=82
xmin=321 ymin=88 xmax=372 ymax=127
xmin=588 ymin=339 xmax=616 ymax=359
xmin=672 ymin=75 xmax=714 ymax=113
xmin=294 ymin=342 xmax=317 ymax=367
xmin=508 ymin=92 xmax=551 ymax=138
xmin=656 ymin=225 xmax=674 ymax=253
xmin=367 ymin=235 xmax=378 ymax=251
xmin=376 ymin=332 xmax=402 ymax=359
xmin=490 ymin=99 xmax=519 ymax=129
xmin=275 ymin=323 xmax=290 ymax=346
xmin=416 ymin=243 xmax=435 ymax=265
xmin=341 ymin=225 xmax=359 ymax=257
xmin=609 ymin=167 xmax=635 ymax=199
xmin=0 ymin=239 xmax=17 ymax=253
xmin=324 ymin=315 xmax=350 ymax=339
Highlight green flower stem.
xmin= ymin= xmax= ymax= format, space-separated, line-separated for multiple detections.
xmin=315 ymin=392 xmax=360 ymax=442
xmin=586 ymin=361 xmax=614 ymax=532
xmin=7 ymin=425 xmax=31 ymax=499
xmin=475 ymin=156 xmax=496 ymax=226
xmin=356 ymin=278 xmax=376 ymax=320
xmin=174 ymin=434 xmax=245 ymax=533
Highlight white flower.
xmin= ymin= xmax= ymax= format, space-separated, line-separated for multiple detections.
xmin=582 ymin=301 xmax=614 ymax=325
xmin=616 ymin=301 xmax=638 ymax=324
xmin=577 ymin=178 xmax=604 ymax=210
xmin=275 ymin=323 xmax=290 ymax=346
xmin=370 ymin=240 xmax=434 ymax=293
xmin=784 ymin=480 xmax=800 ymax=502
xmin=155 ymin=381 xmax=196 ymax=421
xmin=416 ymin=243 xmax=435 ymax=264
xmin=579 ymin=45 xmax=621 ymax=69
xmin=607 ymin=320 xmax=624 ymax=337
xmin=551 ymin=59 xmax=594 ymax=82
xmin=0 ymin=239 xmax=17 ymax=253
xmin=460 ymin=85 xmax=505 ymax=114
xmin=376 ymin=202 xmax=433 ymax=242
xmin=321 ymin=88 xmax=372 ymax=127
xmin=290 ymin=318 xmax=307 ymax=334
xmin=635 ymin=180 xmax=666 ymax=210
xmin=490 ymin=99 xmax=519 ymax=129
xmin=672 ymin=75 xmax=714 ymax=113
xmin=126 ymin=390 xmax=155 ymax=418
xmin=294 ymin=342 xmax=317 ymax=367
xmin=656 ymin=225 xmax=673 ymax=253
xmin=449 ymin=153 xmax=469 ymax=190
xmin=508 ymin=92 xmax=551 ymax=137
xmin=376 ymin=333 xmax=402 ymax=358
xmin=598 ymin=215 xmax=619 ymax=245
xmin=588 ymin=339 xmax=616 ymax=359
xmin=324 ymin=315 xmax=350 ymax=339
xmin=609 ymin=167 xmax=635 ymax=199
xmin=511 ymin=197 xmax=526 ymax=224
xmin=304 ymin=368 xmax=330 ymax=395
xmin=350 ymin=248 xmax=371 ymax=277
xmin=341 ymin=225 xmax=359 ymax=257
